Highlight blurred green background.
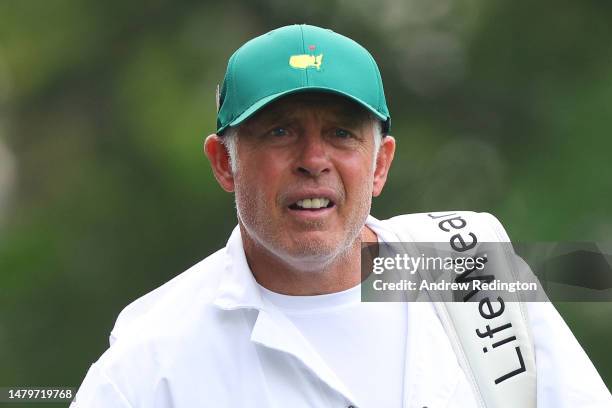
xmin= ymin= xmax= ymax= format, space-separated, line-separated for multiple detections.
xmin=0 ymin=0 xmax=610 ymax=403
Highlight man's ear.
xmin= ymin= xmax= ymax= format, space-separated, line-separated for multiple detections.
xmin=372 ymin=135 xmax=396 ymax=197
xmin=204 ymin=134 xmax=235 ymax=192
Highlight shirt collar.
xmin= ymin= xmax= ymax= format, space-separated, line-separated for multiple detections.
xmin=212 ymin=225 xmax=266 ymax=311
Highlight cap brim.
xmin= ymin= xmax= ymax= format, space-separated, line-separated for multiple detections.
xmin=219 ymin=86 xmax=389 ymax=134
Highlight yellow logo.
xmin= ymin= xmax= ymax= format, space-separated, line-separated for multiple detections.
xmin=289 ymin=54 xmax=323 ymax=70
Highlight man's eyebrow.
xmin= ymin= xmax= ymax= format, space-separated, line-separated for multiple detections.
xmin=336 ymin=113 xmax=369 ymax=127
xmin=249 ymin=107 xmax=296 ymax=128
xmin=326 ymin=106 xmax=371 ymax=128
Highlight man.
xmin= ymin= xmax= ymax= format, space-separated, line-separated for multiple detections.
xmin=72 ymin=24 xmax=611 ymax=407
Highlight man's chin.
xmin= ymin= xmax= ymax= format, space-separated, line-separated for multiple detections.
xmin=277 ymin=237 xmax=353 ymax=269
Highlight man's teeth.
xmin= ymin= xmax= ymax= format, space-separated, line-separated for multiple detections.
xmin=296 ymin=198 xmax=330 ymax=209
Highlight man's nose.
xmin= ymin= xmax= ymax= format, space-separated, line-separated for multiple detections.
xmin=295 ymin=132 xmax=330 ymax=177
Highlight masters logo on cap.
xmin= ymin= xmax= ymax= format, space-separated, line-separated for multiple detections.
xmin=289 ymin=45 xmax=324 ymax=70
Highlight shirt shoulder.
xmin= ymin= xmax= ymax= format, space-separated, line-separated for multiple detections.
xmin=109 ymin=247 xmax=227 ymax=345
xmin=78 ymin=240 xmax=260 ymax=407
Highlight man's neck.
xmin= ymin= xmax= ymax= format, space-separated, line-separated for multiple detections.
xmin=241 ymin=225 xmax=378 ymax=296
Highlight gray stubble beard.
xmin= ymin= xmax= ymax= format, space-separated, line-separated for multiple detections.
xmin=234 ymin=176 xmax=373 ymax=275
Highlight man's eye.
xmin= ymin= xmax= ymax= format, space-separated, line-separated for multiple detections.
xmin=269 ymin=127 xmax=288 ymax=137
xmin=334 ymin=128 xmax=351 ymax=138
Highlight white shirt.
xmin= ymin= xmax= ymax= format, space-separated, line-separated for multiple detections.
xmin=258 ymin=282 xmax=408 ymax=408
xmin=71 ymin=214 xmax=612 ymax=408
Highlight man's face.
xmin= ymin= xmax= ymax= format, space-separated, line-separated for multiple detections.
xmin=219 ymin=93 xmax=393 ymax=270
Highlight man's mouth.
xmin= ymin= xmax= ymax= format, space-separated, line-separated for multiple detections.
xmin=289 ymin=198 xmax=335 ymax=211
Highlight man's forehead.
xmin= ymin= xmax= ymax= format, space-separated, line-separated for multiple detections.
xmin=244 ymin=92 xmax=372 ymax=127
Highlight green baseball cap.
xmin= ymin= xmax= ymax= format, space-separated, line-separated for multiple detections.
xmin=216 ymin=24 xmax=391 ymax=134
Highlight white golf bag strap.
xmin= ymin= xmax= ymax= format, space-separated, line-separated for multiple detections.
xmin=389 ymin=211 xmax=537 ymax=408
